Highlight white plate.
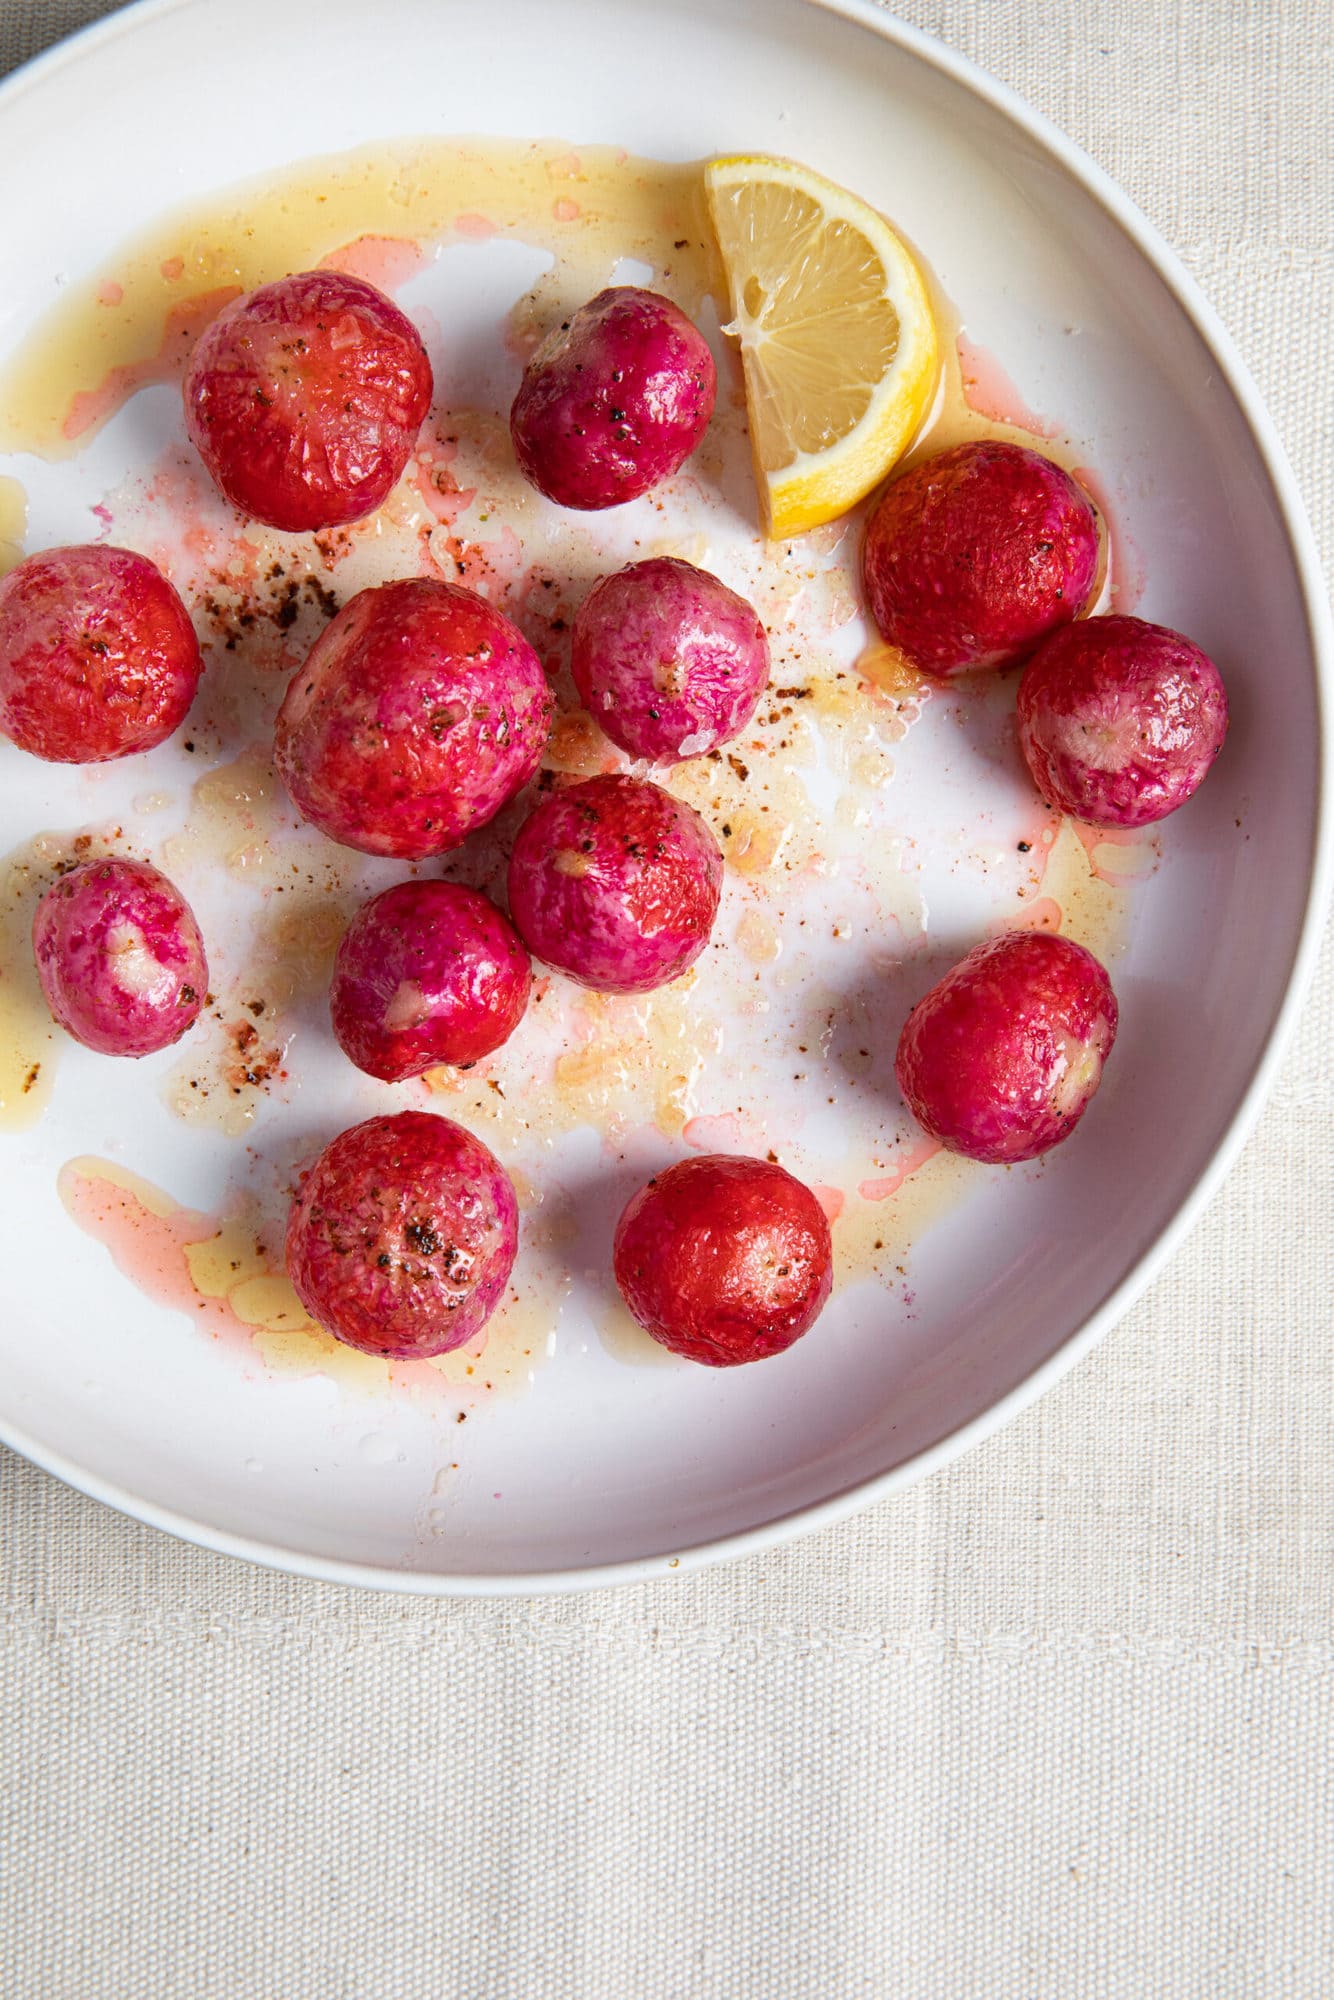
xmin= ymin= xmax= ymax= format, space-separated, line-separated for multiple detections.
xmin=0 ymin=0 xmax=1327 ymax=1592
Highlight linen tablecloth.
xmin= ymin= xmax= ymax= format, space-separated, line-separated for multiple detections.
xmin=2 ymin=2 xmax=1331 ymax=1993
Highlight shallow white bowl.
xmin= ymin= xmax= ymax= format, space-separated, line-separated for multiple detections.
xmin=0 ymin=0 xmax=1327 ymax=1591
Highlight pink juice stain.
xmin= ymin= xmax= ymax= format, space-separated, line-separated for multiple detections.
xmin=1007 ymin=894 xmax=1063 ymax=934
xmin=454 ymin=212 xmax=498 ymax=241
xmin=61 ymin=234 xmax=425 ymax=447
xmin=1071 ymin=821 xmax=1158 ymax=888
xmin=956 ymin=333 xmax=1061 ymax=439
xmin=138 ymin=449 xmax=264 ymax=600
xmin=56 ymin=1157 xmax=462 ymax=1405
xmin=57 ymin=1158 xmax=255 ymax=1360
xmin=411 ymin=439 xmax=477 ymax=528
xmin=422 ymin=518 xmax=525 ymax=602
xmin=812 ymin=1184 xmax=846 ymax=1223
xmin=858 ymin=1134 xmax=941 ymax=1203
xmin=319 ymin=233 xmax=428 ymax=291
xmin=681 ymin=1110 xmax=768 ymax=1154
xmin=62 ymin=285 xmax=241 ymax=442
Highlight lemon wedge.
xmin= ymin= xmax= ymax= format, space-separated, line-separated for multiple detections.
xmin=704 ymin=154 xmax=940 ymax=539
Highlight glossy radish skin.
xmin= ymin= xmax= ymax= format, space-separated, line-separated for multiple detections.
xmin=32 ymin=857 xmax=208 ymax=1057
xmin=1017 ymin=614 xmax=1228 ymax=828
xmin=184 ymin=270 xmax=433 ymax=531
xmin=510 ymin=287 xmax=716 ymax=510
xmin=571 ymin=557 xmax=769 ymax=762
xmin=274 ymin=578 xmax=553 ymax=859
xmin=285 ymin=1111 xmax=519 ymax=1359
xmin=613 ymin=1154 xmax=833 ymax=1366
xmin=0 ymin=544 xmax=202 ymax=763
xmin=507 ymin=773 xmax=722 ymax=993
xmin=330 ymin=880 xmax=532 ymax=1082
xmin=862 ymin=440 xmax=1100 ymax=676
xmin=895 ymin=930 xmax=1118 ymax=1164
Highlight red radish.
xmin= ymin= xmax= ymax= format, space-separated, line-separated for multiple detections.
xmin=895 ymin=930 xmax=1118 ymax=1163
xmin=184 ymin=269 xmax=433 ymax=531
xmin=33 ymin=857 xmax=207 ymax=1057
xmin=614 ymin=1154 xmax=833 ymax=1366
xmin=863 ymin=439 xmax=1099 ymax=676
xmin=274 ymin=578 xmax=552 ymax=859
xmin=511 ymin=287 xmax=715 ymax=509
xmin=571 ymin=557 xmax=768 ymax=762
xmin=330 ymin=880 xmax=531 ymax=1082
xmin=0 ymin=544 xmax=201 ymax=763
xmin=1017 ymin=613 xmax=1228 ymax=828
xmin=507 ymin=773 xmax=722 ymax=994
xmin=285 ymin=1111 xmax=518 ymax=1359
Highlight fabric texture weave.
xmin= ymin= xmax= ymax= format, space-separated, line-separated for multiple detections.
xmin=1 ymin=2 xmax=1331 ymax=1994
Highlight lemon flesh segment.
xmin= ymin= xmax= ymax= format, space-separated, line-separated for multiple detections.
xmin=705 ymin=156 xmax=940 ymax=539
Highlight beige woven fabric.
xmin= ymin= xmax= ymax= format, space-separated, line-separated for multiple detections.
xmin=2 ymin=2 xmax=1332 ymax=1995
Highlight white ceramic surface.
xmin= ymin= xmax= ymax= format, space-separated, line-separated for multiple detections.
xmin=0 ymin=0 xmax=1326 ymax=1591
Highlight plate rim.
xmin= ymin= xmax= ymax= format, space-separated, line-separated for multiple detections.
xmin=0 ymin=0 xmax=1329 ymax=1595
